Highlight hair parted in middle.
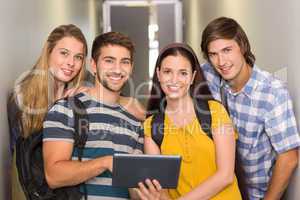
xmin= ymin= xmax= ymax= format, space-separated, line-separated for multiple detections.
xmin=13 ymin=24 xmax=88 ymax=137
xmin=146 ymin=43 xmax=213 ymax=117
xmin=201 ymin=17 xmax=256 ymax=67
xmin=91 ymin=31 xmax=135 ymax=63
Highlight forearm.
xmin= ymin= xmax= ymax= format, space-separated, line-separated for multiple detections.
xmin=178 ymin=171 xmax=234 ymax=200
xmin=264 ymin=150 xmax=298 ymax=200
xmin=45 ymin=156 xmax=112 ymax=188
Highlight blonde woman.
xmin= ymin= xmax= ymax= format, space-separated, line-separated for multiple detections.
xmin=8 ymin=24 xmax=145 ymax=200
xmin=7 ymin=24 xmax=88 ymax=200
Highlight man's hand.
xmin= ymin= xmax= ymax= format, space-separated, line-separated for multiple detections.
xmin=264 ymin=149 xmax=298 ymax=200
xmin=103 ymin=155 xmax=113 ymax=172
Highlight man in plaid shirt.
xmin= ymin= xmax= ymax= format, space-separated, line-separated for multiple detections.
xmin=200 ymin=17 xmax=300 ymax=200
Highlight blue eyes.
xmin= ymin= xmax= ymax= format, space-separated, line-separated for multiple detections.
xmin=60 ymin=51 xmax=83 ymax=61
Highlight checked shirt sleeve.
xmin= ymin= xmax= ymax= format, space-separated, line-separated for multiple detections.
xmin=265 ymin=87 xmax=300 ymax=154
xmin=200 ymin=63 xmax=222 ymax=101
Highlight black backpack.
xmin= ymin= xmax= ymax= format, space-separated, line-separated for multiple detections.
xmin=151 ymin=99 xmax=212 ymax=147
xmin=15 ymin=96 xmax=89 ymax=200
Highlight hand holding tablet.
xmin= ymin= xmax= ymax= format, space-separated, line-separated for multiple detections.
xmin=112 ymin=153 xmax=182 ymax=188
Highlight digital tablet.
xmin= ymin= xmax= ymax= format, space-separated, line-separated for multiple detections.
xmin=112 ymin=153 xmax=181 ymax=188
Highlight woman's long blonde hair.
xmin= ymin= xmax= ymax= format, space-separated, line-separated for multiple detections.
xmin=12 ymin=24 xmax=88 ymax=137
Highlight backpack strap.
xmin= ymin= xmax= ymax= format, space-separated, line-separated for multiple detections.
xmin=220 ymin=83 xmax=229 ymax=113
xmin=151 ymin=99 xmax=212 ymax=148
xmin=70 ymin=96 xmax=89 ymax=159
xmin=151 ymin=112 xmax=165 ymax=148
xmin=69 ymin=96 xmax=88 ymax=200
xmin=194 ymin=99 xmax=212 ymax=139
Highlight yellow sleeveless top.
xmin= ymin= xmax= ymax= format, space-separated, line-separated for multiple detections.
xmin=143 ymin=100 xmax=242 ymax=200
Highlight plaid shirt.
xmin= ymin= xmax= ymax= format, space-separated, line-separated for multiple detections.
xmin=201 ymin=63 xmax=300 ymax=199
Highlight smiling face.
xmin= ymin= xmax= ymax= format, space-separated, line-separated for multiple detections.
xmin=157 ymin=54 xmax=195 ymax=100
xmin=48 ymin=36 xmax=84 ymax=83
xmin=92 ymin=44 xmax=133 ymax=93
xmin=207 ymin=38 xmax=249 ymax=84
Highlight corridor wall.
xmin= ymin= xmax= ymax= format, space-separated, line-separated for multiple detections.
xmin=183 ymin=0 xmax=300 ymax=199
xmin=0 ymin=0 xmax=102 ymax=198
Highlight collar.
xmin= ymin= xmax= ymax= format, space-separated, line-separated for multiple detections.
xmin=222 ymin=64 xmax=259 ymax=97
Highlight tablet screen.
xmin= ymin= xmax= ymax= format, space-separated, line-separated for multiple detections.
xmin=112 ymin=153 xmax=181 ymax=188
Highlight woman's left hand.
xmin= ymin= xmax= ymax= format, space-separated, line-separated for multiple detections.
xmin=136 ymin=179 xmax=163 ymax=200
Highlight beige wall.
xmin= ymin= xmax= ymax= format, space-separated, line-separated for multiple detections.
xmin=0 ymin=0 xmax=102 ymax=198
xmin=1 ymin=0 xmax=300 ymax=199
xmin=183 ymin=0 xmax=300 ymax=199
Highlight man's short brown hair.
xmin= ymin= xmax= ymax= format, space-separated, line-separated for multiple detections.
xmin=91 ymin=32 xmax=135 ymax=63
xmin=201 ymin=17 xmax=255 ymax=67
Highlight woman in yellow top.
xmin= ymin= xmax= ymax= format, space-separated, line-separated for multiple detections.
xmin=136 ymin=43 xmax=241 ymax=200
